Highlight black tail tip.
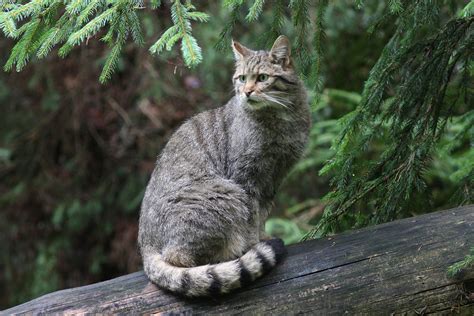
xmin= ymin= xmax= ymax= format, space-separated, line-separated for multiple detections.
xmin=264 ymin=238 xmax=287 ymax=262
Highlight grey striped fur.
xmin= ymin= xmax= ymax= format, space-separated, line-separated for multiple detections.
xmin=142 ymin=239 xmax=285 ymax=296
xmin=138 ymin=36 xmax=310 ymax=297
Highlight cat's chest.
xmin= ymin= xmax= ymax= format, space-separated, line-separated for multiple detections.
xmin=225 ymin=121 xmax=301 ymax=198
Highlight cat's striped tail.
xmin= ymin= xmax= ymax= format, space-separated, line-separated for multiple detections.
xmin=142 ymin=238 xmax=286 ymax=297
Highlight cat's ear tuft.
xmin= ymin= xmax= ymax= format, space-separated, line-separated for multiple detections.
xmin=232 ymin=39 xmax=252 ymax=61
xmin=270 ymin=35 xmax=291 ymax=67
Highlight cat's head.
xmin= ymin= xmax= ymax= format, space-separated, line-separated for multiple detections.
xmin=231 ymin=35 xmax=300 ymax=111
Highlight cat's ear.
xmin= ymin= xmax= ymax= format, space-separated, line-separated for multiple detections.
xmin=270 ymin=35 xmax=291 ymax=67
xmin=232 ymin=39 xmax=252 ymax=61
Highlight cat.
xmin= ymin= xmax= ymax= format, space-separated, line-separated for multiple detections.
xmin=138 ymin=35 xmax=310 ymax=297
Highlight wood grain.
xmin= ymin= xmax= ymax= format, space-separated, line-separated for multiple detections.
xmin=3 ymin=205 xmax=474 ymax=315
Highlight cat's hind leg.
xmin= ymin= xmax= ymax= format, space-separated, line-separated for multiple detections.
xmin=160 ymin=177 xmax=256 ymax=265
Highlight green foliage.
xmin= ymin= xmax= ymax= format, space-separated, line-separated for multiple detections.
xmin=265 ymin=218 xmax=306 ymax=245
xmin=447 ymin=247 xmax=474 ymax=278
xmin=30 ymin=242 xmax=61 ymax=300
xmin=1 ymin=0 xmax=337 ymax=81
xmin=213 ymin=1 xmax=243 ymax=51
xmin=311 ymin=0 xmax=328 ymax=98
xmin=1 ymin=0 xmax=473 ymax=308
xmin=304 ymin=1 xmax=474 ymax=238
xmin=246 ymin=0 xmax=265 ymax=22
xmin=262 ymin=0 xmax=284 ymax=47
xmin=0 ymin=0 xmax=209 ymax=81
xmin=149 ymin=1 xmax=209 ymax=67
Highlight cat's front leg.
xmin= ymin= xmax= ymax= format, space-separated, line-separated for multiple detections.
xmin=259 ymin=229 xmax=272 ymax=241
xmin=257 ymin=203 xmax=273 ymax=241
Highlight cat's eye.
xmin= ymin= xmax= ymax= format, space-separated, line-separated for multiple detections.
xmin=257 ymin=74 xmax=269 ymax=82
xmin=238 ymin=75 xmax=246 ymax=82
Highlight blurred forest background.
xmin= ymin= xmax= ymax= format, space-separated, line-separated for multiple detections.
xmin=0 ymin=0 xmax=472 ymax=308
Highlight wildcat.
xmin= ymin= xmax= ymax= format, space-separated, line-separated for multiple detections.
xmin=138 ymin=35 xmax=310 ymax=297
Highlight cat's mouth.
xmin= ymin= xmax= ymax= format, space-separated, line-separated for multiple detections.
xmin=246 ymin=94 xmax=267 ymax=104
xmin=247 ymin=98 xmax=259 ymax=104
xmin=246 ymin=97 xmax=266 ymax=110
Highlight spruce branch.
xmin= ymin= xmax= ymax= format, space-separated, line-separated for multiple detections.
xmin=4 ymin=18 xmax=41 ymax=72
xmin=310 ymin=0 xmax=328 ymax=104
xmin=36 ymin=26 xmax=61 ymax=58
xmin=447 ymin=247 xmax=474 ymax=279
xmin=187 ymin=11 xmax=210 ymax=23
xmin=125 ymin=9 xmax=144 ymax=45
xmin=149 ymin=25 xmax=179 ymax=55
xmin=99 ymin=38 xmax=123 ymax=83
xmin=75 ymin=0 xmax=103 ymax=27
xmin=67 ymin=7 xmax=117 ymax=46
xmin=215 ymin=0 xmax=243 ymax=51
xmin=388 ymin=0 xmax=403 ymax=14
xmin=149 ymin=0 xmax=207 ymax=67
xmin=306 ymin=7 xmax=474 ymax=238
xmin=246 ymin=0 xmax=265 ymax=22
xmin=459 ymin=0 xmax=474 ymax=18
xmin=150 ymin=0 xmax=162 ymax=10
xmin=1 ymin=0 xmax=210 ymax=80
xmin=0 ymin=11 xmax=18 ymax=38
xmin=260 ymin=0 xmax=285 ymax=48
xmin=290 ymin=0 xmax=311 ymax=77
xmin=66 ymin=0 xmax=93 ymax=16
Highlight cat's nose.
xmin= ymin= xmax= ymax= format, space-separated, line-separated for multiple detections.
xmin=245 ymin=91 xmax=253 ymax=97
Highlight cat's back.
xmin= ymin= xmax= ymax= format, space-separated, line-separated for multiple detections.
xmin=156 ymin=98 xmax=238 ymax=180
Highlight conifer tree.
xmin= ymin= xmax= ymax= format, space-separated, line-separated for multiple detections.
xmin=0 ymin=0 xmax=209 ymax=83
xmin=305 ymin=1 xmax=473 ymax=237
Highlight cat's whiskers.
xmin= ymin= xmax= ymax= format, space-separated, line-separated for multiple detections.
xmin=262 ymin=92 xmax=308 ymax=122
xmin=262 ymin=94 xmax=290 ymax=109
xmin=262 ymin=92 xmax=295 ymax=111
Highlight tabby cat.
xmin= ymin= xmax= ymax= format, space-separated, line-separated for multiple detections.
xmin=138 ymin=35 xmax=310 ymax=297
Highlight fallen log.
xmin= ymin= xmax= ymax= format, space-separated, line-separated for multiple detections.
xmin=3 ymin=205 xmax=474 ymax=315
